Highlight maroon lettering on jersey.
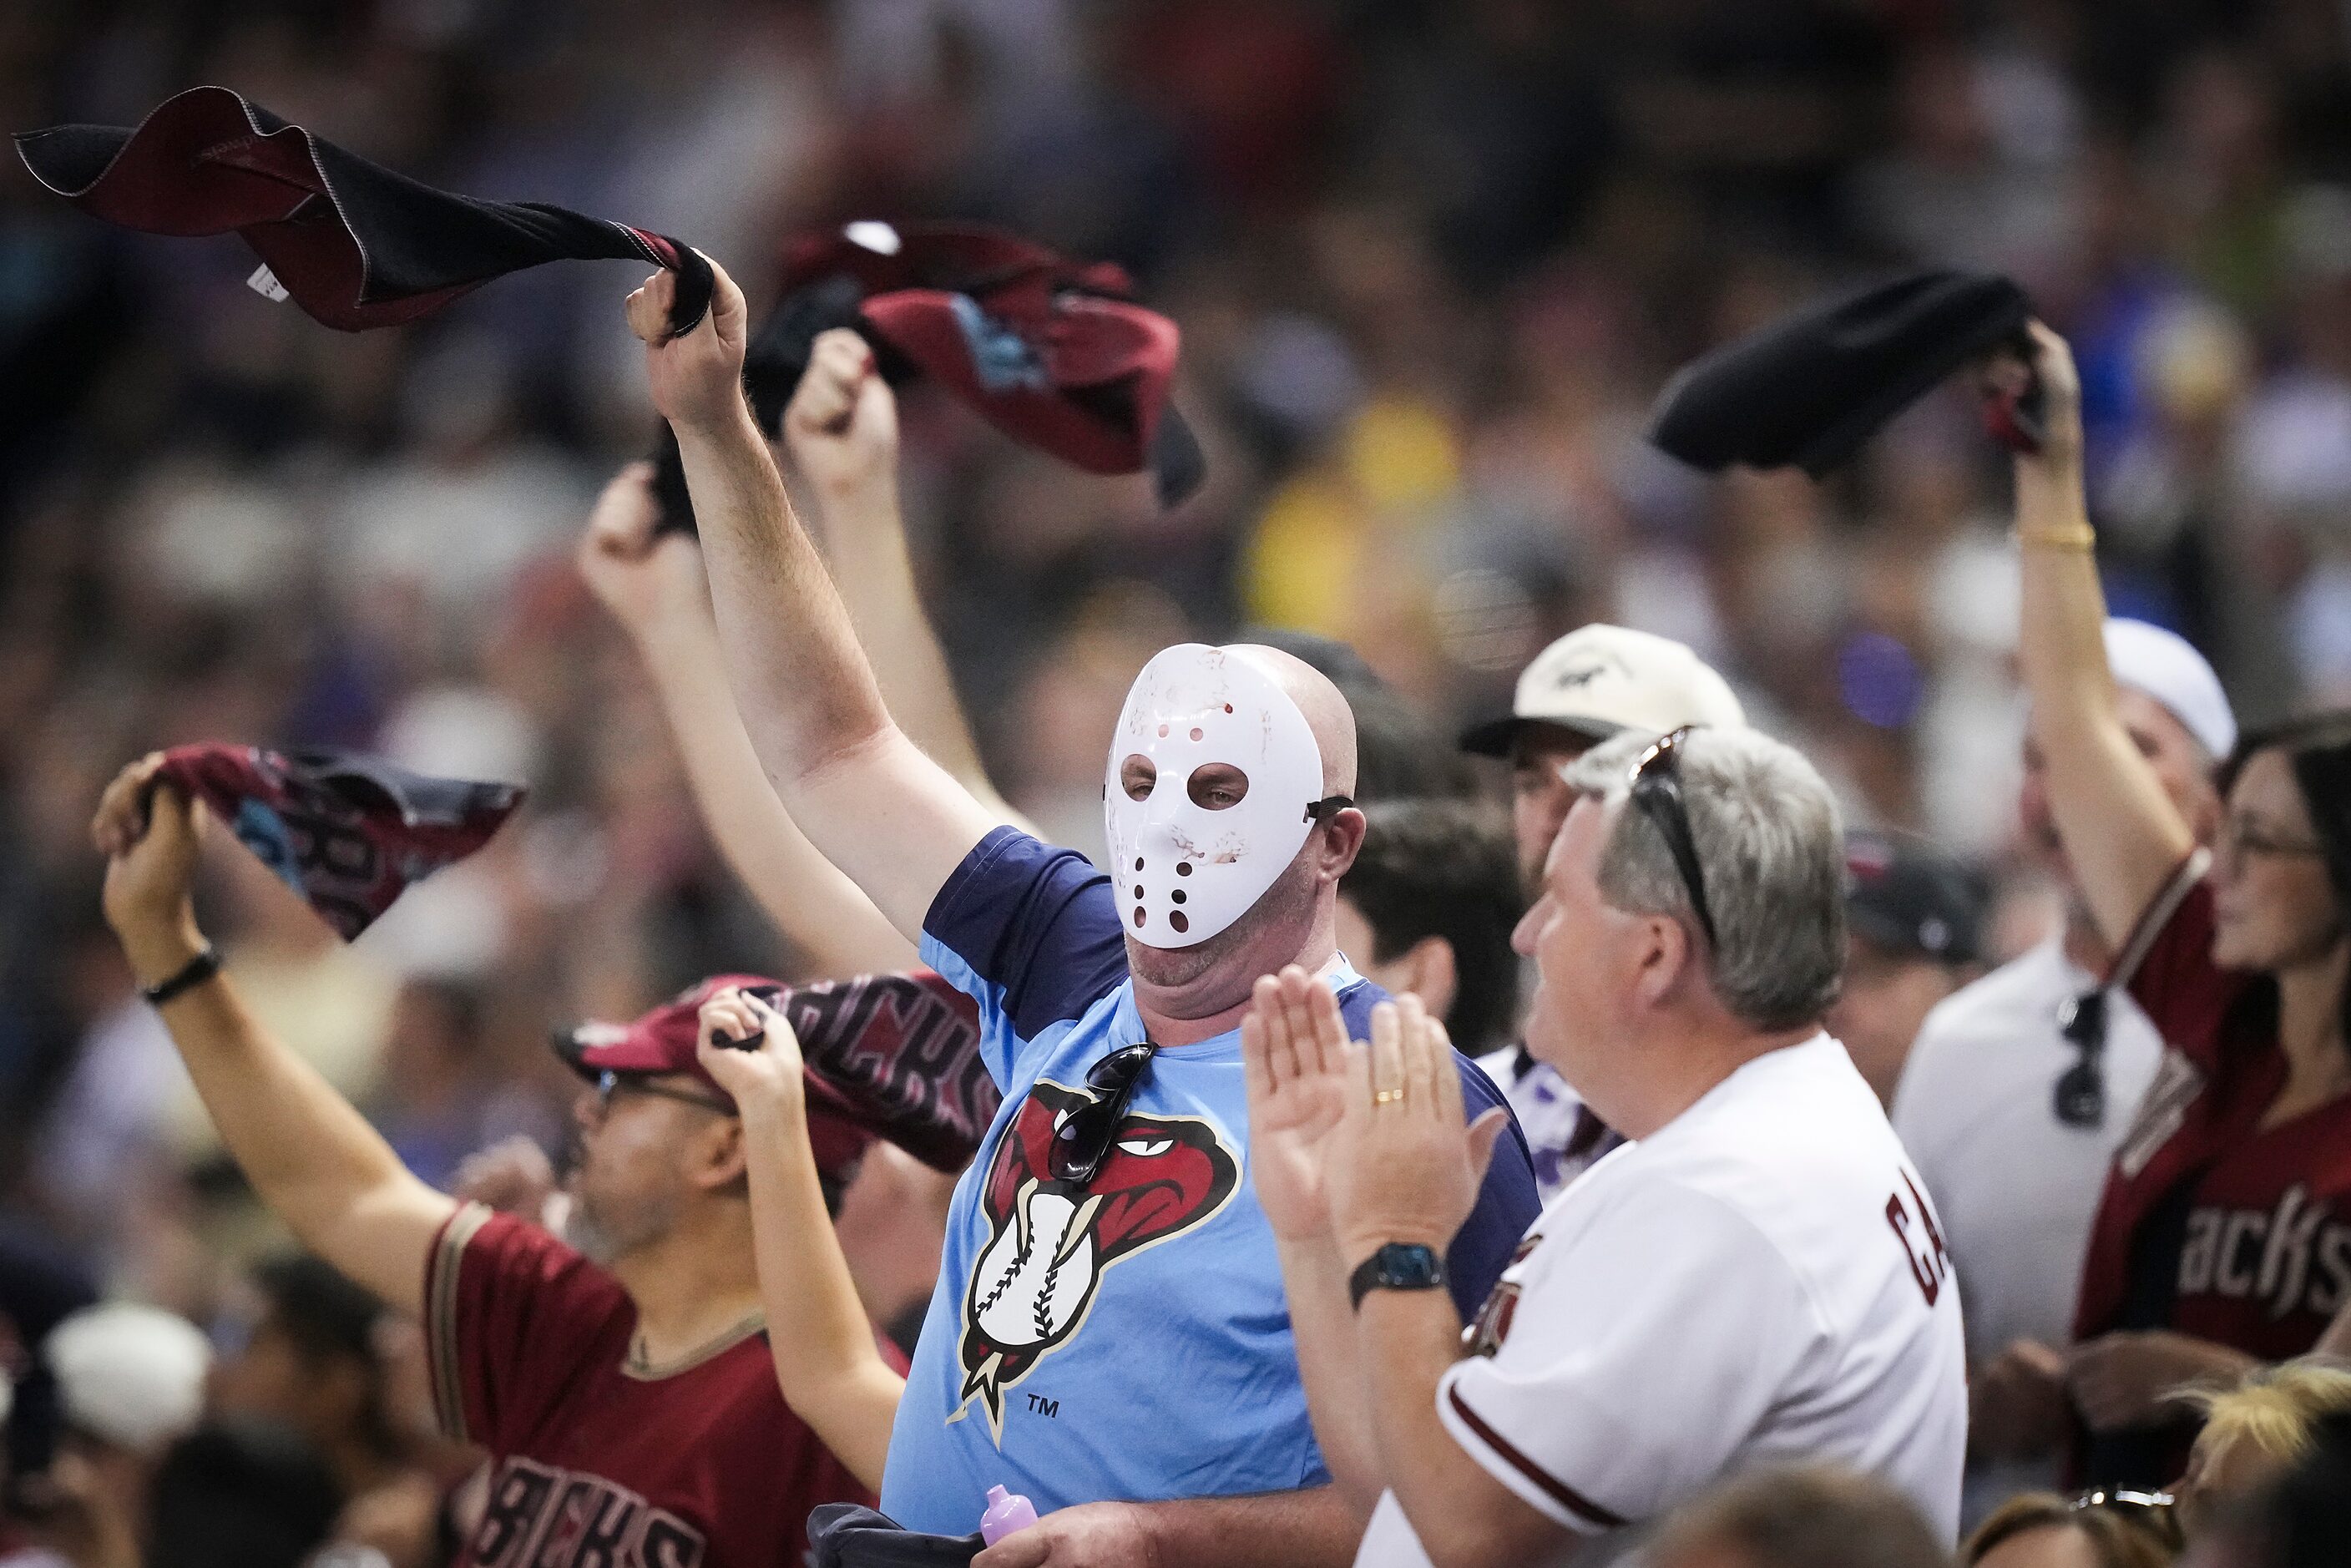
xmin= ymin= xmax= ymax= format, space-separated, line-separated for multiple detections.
xmin=567 ymin=1483 xmax=647 ymax=1568
xmin=1886 ymin=1173 xmax=1951 ymax=1307
xmin=1903 ymin=1171 xmax=1950 ymax=1277
xmin=461 ymin=1457 xmax=702 ymax=1568
xmin=473 ymin=1459 xmax=562 ymax=1568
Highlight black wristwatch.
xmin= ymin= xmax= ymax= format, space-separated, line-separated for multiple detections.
xmin=1349 ymin=1242 xmax=1446 ymax=1311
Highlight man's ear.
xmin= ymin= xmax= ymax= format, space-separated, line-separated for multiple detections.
xmin=1631 ymin=915 xmax=1693 ymax=1011
xmin=690 ymin=1115 xmax=750 ymax=1192
xmin=1315 ymin=807 xmax=1368 ymax=883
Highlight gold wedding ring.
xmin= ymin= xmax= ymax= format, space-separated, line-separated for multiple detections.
xmin=1373 ymin=1088 xmax=1405 ymax=1105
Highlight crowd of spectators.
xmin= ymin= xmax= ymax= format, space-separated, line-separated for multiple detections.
xmin=8 ymin=0 xmax=2351 ymax=1563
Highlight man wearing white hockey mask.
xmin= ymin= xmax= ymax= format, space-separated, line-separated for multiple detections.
xmin=1108 ymin=645 xmax=1352 ymax=950
xmin=629 ymin=250 xmax=1539 ymax=1568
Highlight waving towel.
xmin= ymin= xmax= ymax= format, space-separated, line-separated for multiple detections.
xmin=18 ymin=85 xmax=711 ymax=336
xmin=153 ymin=744 xmax=522 ymax=940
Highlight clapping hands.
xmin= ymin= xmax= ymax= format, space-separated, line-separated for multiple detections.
xmin=1241 ymin=967 xmax=1508 ymax=1258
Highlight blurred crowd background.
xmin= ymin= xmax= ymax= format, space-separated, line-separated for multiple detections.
xmin=5 ymin=0 xmax=2351 ymax=1375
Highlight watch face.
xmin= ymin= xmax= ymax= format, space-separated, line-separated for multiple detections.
xmin=1383 ymin=1244 xmax=1443 ymax=1289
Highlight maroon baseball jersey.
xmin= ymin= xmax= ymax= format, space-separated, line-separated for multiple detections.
xmin=424 ymin=1204 xmax=888 ymax=1568
xmin=2075 ymin=861 xmax=2351 ymax=1357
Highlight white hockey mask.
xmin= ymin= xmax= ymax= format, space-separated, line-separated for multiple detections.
xmin=1105 ymin=644 xmax=1342 ymax=950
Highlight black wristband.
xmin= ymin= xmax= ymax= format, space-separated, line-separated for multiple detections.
xmin=142 ymin=943 xmax=221 ymax=1006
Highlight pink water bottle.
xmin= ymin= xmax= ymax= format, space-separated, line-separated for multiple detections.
xmin=979 ymin=1485 xmax=1039 ymax=1545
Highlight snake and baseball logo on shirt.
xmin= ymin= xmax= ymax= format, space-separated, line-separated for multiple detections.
xmin=954 ymin=1083 xmax=1241 ymax=1437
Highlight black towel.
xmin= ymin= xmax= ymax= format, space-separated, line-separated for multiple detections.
xmin=1647 ymin=268 xmax=2037 ymax=477
xmin=807 ymin=1505 xmax=984 ymax=1568
xmin=17 ymin=85 xmax=711 ymax=337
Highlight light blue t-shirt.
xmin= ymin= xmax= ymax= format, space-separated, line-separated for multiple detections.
xmin=879 ymin=828 xmax=1540 ymax=1532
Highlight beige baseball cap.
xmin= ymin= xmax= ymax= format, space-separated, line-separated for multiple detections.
xmin=1459 ymin=624 xmax=1747 ymax=756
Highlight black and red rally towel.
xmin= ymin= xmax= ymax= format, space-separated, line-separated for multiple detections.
xmin=15 ymin=85 xmax=711 ymax=337
xmin=761 ymin=970 xmax=999 ymax=1174
xmin=154 ymin=744 xmax=523 ymax=941
xmin=554 ymin=969 xmax=995 ymax=1175
xmin=651 ymin=219 xmax=1203 ymax=529
xmin=15 ymin=93 xmax=1197 ymax=506
xmin=1647 ymin=268 xmax=2039 ymax=477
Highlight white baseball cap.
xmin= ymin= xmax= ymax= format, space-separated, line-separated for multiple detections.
xmin=2103 ymin=618 xmax=2237 ymax=761
xmin=1459 ymin=624 xmax=1747 ymax=756
xmin=48 ymin=1302 xmax=212 ymax=1455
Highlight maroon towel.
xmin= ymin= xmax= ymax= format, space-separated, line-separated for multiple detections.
xmin=651 ymin=220 xmax=1201 ymax=531
xmin=154 ymin=744 xmax=523 ymax=940
xmin=554 ymin=969 xmax=993 ymax=1174
xmin=16 ymin=86 xmax=710 ymax=337
xmin=749 ymin=972 xmax=998 ymax=1174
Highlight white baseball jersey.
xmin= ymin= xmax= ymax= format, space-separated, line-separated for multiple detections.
xmin=1355 ymin=1034 xmax=1968 ymax=1565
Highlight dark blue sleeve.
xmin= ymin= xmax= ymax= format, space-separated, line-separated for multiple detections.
xmin=1445 ymin=1052 xmax=1541 ymax=1321
xmin=1333 ymin=979 xmax=1541 ymax=1322
xmin=920 ymin=826 xmax=1130 ymax=1044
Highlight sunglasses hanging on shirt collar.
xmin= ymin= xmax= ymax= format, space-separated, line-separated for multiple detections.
xmin=1048 ymin=1042 xmax=1160 ymax=1186
xmin=2054 ymin=988 xmax=2110 ymax=1128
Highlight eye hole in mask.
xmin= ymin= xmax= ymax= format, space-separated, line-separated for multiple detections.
xmin=1187 ymin=763 xmax=1250 ymax=811
xmin=1120 ymin=755 xmax=1157 ymax=802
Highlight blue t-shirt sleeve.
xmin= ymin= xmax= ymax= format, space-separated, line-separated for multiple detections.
xmin=919 ymin=827 xmax=1130 ymax=1084
xmin=1333 ymin=980 xmax=1540 ymax=1322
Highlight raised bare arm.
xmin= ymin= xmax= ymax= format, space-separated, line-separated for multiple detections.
xmin=579 ymin=463 xmax=914 ymax=976
xmin=784 ymin=329 xmax=1027 ymax=827
xmin=2008 ymin=323 xmax=2199 ymax=948
xmin=92 ymin=756 xmax=454 ymax=1315
xmin=625 ymin=261 xmax=1003 ymax=942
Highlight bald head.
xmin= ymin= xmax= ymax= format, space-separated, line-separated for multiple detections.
xmin=1228 ymin=643 xmax=1358 ymax=797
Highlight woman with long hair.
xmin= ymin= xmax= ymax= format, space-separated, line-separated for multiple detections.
xmin=2003 ymin=322 xmax=2351 ymax=1490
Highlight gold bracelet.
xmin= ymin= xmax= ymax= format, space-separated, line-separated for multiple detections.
xmin=2016 ymin=526 xmax=2096 ymax=552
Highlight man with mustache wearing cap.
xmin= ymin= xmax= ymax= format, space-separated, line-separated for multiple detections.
xmin=1457 ymin=624 xmax=1749 ymax=1201
xmin=626 ymin=258 xmax=1540 ymax=1566
xmin=89 ymin=756 xmax=891 ymax=1568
